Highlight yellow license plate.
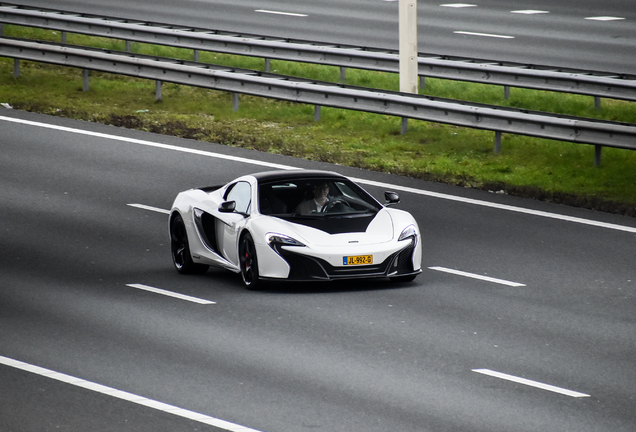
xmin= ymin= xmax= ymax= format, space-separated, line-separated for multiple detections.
xmin=344 ymin=255 xmax=373 ymax=265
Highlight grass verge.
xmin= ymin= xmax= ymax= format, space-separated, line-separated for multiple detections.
xmin=1 ymin=26 xmax=635 ymax=216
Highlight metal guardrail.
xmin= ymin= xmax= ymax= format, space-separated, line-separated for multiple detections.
xmin=1 ymin=3 xmax=636 ymax=103
xmin=2 ymin=38 xmax=635 ymax=160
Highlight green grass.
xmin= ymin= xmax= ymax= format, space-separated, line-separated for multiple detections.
xmin=2 ymin=26 xmax=636 ymax=215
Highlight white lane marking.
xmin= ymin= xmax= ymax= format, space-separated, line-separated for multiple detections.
xmin=511 ymin=10 xmax=549 ymax=15
xmin=454 ymin=31 xmax=515 ymax=39
xmin=255 ymin=9 xmax=308 ymax=17
xmin=3 ymin=115 xmax=636 ymax=234
xmin=585 ymin=16 xmax=625 ymax=21
xmin=128 ymin=203 xmax=170 ymax=214
xmin=473 ymin=369 xmax=590 ymax=398
xmin=0 ymin=116 xmax=295 ymax=171
xmin=126 ymin=283 xmax=216 ymax=304
xmin=441 ymin=3 xmax=477 ymax=7
xmin=0 ymin=356 xmax=261 ymax=431
xmin=428 ymin=266 xmax=526 ymax=287
xmin=350 ymin=176 xmax=636 ymax=234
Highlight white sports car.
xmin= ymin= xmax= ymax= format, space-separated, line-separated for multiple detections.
xmin=169 ymin=170 xmax=422 ymax=289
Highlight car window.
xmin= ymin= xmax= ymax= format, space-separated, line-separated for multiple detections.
xmin=226 ymin=181 xmax=251 ymax=214
xmin=259 ymin=177 xmax=381 ymax=216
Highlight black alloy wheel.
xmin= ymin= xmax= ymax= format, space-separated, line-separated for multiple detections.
xmin=170 ymin=214 xmax=208 ymax=274
xmin=239 ymin=232 xmax=261 ymax=289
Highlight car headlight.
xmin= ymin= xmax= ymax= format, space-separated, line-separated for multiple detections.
xmin=398 ymin=224 xmax=417 ymax=242
xmin=266 ymin=233 xmax=306 ymax=247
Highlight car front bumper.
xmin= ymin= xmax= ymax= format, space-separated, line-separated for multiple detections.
xmin=260 ymin=237 xmax=420 ymax=281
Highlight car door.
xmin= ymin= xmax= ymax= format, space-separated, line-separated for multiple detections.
xmin=216 ymin=180 xmax=252 ymax=267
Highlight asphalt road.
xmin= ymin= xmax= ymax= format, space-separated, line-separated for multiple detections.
xmin=7 ymin=0 xmax=636 ymax=74
xmin=1 ymin=110 xmax=635 ymax=431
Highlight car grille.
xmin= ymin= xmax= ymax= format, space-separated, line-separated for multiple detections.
xmin=390 ymin=238 xmax=416 ymax=275
xmin=277 ymin=238 xmax=415 ymax=281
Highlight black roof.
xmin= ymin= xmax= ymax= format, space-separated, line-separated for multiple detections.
xmin=251 ymin=170 xmax=347 ymax=183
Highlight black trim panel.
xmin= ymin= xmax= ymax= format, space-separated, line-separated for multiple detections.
xmin=273 ymin=239 xmax=417 ymax=281
xmin=193 ymin=209 xmax=220 ymax=254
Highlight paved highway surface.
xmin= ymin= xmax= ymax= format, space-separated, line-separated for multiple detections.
xmin=1 ymin=110 xmax=635 ymax=431
xmin=6 ymin=0 xmax=636 ymax=74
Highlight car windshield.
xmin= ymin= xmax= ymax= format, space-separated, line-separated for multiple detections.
xmin=258 ymin=177 xmax=381 ymax=217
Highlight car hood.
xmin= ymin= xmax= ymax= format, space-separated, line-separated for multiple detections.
xmin=262 ymin=209 xmax=395 ymax=246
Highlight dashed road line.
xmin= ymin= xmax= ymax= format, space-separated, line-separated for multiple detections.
xmin=429 ymin=267 xmax=526 ymax=287
xmin=454 ymin=31 xmax=515 ymax=39
xmin=511 ymin=10 xmax=549 ymax=15
xmin=440 ymin=3 xmax=476 ymax=8
xmin=128 ymin=203 xmax=170 ymax=214
xmin=473 ymin=369 xmax=590 ymax=398
xmin=440 ymin=4 xmax=626 ymax=21
xmin=585 ymin=16 xmax=625 ymax=21
xmin=255 ymin=9 xmax=308 ymax=17
xmin=126 ymin=283 xmax=216 ymax=304
xmin=0 ymin=356 xmax=262 ymax=432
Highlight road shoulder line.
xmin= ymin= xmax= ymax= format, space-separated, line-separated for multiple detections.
xmin=0 ymin=356 xmax=261 ymax=432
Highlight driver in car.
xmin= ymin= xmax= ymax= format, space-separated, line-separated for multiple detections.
xmin=296 ymin=182 xmax=330 ymax=214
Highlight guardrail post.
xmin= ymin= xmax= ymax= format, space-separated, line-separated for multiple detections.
xmin=504 ymin=86 xmax=510 ymax=100
xmin=595 ymin=96 xmax=601 ymax=110
xmin=401 ymin=117 xmax=408 ymax=134
xmin=595 ymin=145 xmax=602 ymax=166
xmin=62 ymin=32 xmax=66 ymax=44
xmin=265 ymin=58 xmax=271 ymax=73
xmin=13 ymin=59 xmax=19 ymax=78
xmin=233 ymin=93 xmax=239 ymax=112
xmin=420 ymin=75 xmax=426 ymax=89
xmin=314 ymin=105 xmax=321 ymax=121
xmin=156 ymin=80 xmax=162 ymax=101
xmin=126 ymin=40 xmax=131 ymax=52
xmin=83 ymin=69 xmax=89 ymax=91
xmin=0 ymin=23 xmax=4 ymax=36
xmin=194 ymin=49 xmax=199 ymax=62
xmin=340 ymin=67 xmax=346 ymax=84
xmin=494 ymin=131 xmax=502 ymax=153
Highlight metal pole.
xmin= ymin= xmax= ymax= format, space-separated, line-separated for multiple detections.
xmin=156 ymin=80 xmax=162 ymax=100
xmin=494 ymin=131 xmax=502 ymax=153
xmin=314 ymin=105 xmax=321 ymax=121
xmin=399 ymin=0 xmax=418 ymax=94
xmin=595 ymin=145 xmax=602 ymax=166
xmin=399 ymin=0 xmax=418 ymax=134
xmin=233 ymin=93 xmax=239 ymax=112
xmin=83 ymin=69 xmax=89 ymax=91
xmin=13 ymin=59 xmax=19 ymax=78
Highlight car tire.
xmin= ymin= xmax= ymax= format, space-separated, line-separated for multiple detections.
xmin=239 ymin=232 xmax=261 ymax=290
xmin=170 ymin=214 xmax=209 ymax=274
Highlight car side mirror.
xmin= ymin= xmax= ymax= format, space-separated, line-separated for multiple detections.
xmin=384 ymin=191 xmax=400 ymax=205
xmin=218 ymin=201 xmax=236 ymax=213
